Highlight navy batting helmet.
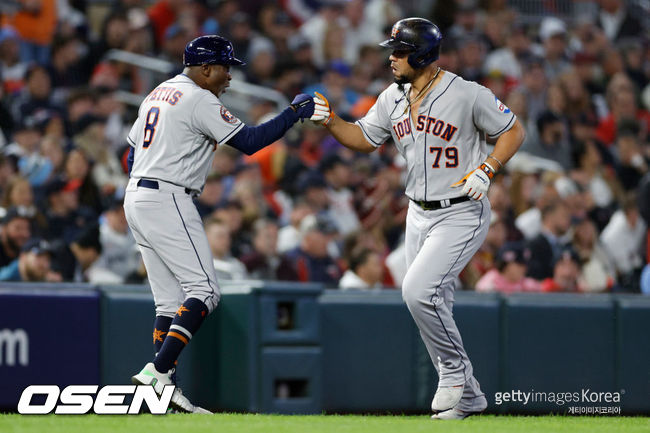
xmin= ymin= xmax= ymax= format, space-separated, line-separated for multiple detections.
xmin=379 ymin=18 xmax=442 ymax=69
xmin=183 ymin=35 xmax=245 ymax=67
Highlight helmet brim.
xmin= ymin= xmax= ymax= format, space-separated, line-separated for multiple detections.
xmin=379 ymin=38 xmax=416 ymax=51
xmin=225 ymin=57 xmax=245 ymax=66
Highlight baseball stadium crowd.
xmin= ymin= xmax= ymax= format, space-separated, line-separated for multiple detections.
xmin=0 ymin=0 xmax=648 ymax=293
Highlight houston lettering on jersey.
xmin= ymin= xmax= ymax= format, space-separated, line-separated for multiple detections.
xmin=393 ymin=116 xmax=458 ymax=142
xmin=145 ymin=87 xmax=184 ymax=105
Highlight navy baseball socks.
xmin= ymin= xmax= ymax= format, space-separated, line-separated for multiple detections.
xmin=132 ymin=298 xmax=211 ymax=413
xmin=152 ymin=315 xmax=176 ymax=383
xmin=153 ymin=297 xmax=208 ymax=374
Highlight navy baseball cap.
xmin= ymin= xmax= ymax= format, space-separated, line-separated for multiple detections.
xmin=22 ymin=238 xmax=54 ymax=255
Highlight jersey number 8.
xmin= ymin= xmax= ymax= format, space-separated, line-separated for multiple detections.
xmin=143 ymin=107 xmax=160 ymax=148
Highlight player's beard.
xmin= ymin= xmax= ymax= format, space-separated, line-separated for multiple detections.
xmin=394 ymin=67 xmax=420 ymax=87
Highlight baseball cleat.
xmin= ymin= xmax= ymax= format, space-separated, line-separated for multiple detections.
xmin=431 ymin=407 xmax=482 ymax=420
xmin=431 ymin=385 xmax=464 ymax=412
xmin=131 ymin=362 xmax=196 ymax=413
xmin=193 ymin=406 xmax=213 ymax=414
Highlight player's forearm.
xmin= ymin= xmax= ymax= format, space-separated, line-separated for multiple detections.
xmin=228 ymin=108 xmax=298 ymax=155
xmin=486 ymin=118 xmax=526 ymax=170
xmin=325 ymin=114 xmax=376 ymax=154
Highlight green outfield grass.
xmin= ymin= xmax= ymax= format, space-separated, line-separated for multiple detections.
xmin=1 ymin=413 xmax=648 ymax=433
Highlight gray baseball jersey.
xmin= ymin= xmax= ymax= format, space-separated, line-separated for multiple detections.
xmin=124 ymin=73 xmax=246 ymax=318
xmin=356 ymin=71 xmax=515 ymax=200
xmin=127 ymin=74 xmax=243 ymax=192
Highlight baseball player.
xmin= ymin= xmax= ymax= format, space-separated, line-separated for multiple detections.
xmin=125 ymin=35 xmax=314 ymax=413
xmin=310 ymin=18 xmax=525 ymax=420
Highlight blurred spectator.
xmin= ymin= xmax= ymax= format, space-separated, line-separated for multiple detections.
xmin=475 ymin=241 xmax=540 ymax=293
xmin=47 ymin=35 xmax=89 ymax=102
xmin=0 ymin=237 xmax=55 ymax=281
xmin=212 ymin=199 xmax=247 ymax=257
xmin=570 ymin=139 xmax=622 ymax=220
xmin=147 ymin=0 xmax=189 ymax=48
xmin=11 ymin=65 xmax=56 ymax=125
xmin=285 ymin=214 xmax=341 ymax=285
xmin=596 ymin=0 xmax=643 ymax=42
xmin=51 ymin=223 xmax=103 ymax=282
xmin=537 ymin=16 xmax=571 ymax=81
xmin=39 ymin=135 xmax=66 ymax=176
xmin=1 ymin=0 xmax=57 ymax=64
xmin=277 ymin=199 xmax=314 ymax=254
xmin=63 ymin=147 xmax=103 ymax=215
xmin=3 ymin=115 xmax=52 ymax=186
xmin=304 ymin=61 xmax=360 ymax=118
xmin=339 ymin=247 xmax=384 ymax=290
xmin=463 ymin=214 xmax=507 ymax=288
xmin=613 ymin=121 xmax=649 ymax=191
xmin=517 ymin=58 xmax=548 ymax=129
xmin=194 ymin=172 xmax=223 ymax=219
xmin=160 ymin=23 xmax=189 ymax=64
xmin=297 ymin=170 xmax=330 ymax=214
xmin=240 ymin=218 xmax=297 ymax=281
xmin=596 ymin=74 xmax=650 ymax=146
xmin=527 ymin=201 xmax=571 ymax=280
xmin=523 ymin=110 xmax=572 ymax=170
xmin=457 ymin=33 xmax=486 ymax=83
xmin=72 ymin=115 xmax=128 ymax=197
xmin=320 ymin=153 xmax=360 ymax=236
xmin=0 ymin=206 xmax=32 ymax=267
xmin=572 ymin=217 xmax=616 ymax=292
xmin=91 ymin=197 xmax=139 ymax=283
xmin=41 ymin=176 xmax=96 ymax=243
xmin=600 ymin=193 xmax=646 ymax=291
xmin=85 ymin=11 xmax=129 ymax=74
xmin=0 ymin=26 xmax=27 ymax=96
xmin=205 ymin=217 xmax=248 ymax=281
xmin=541 ymin=247 xmax=585 ymax=292
xmin=483 ymin=22 xmax=531 ymax=81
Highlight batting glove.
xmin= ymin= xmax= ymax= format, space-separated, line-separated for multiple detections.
xmin=291 ymin=93 xmax=315 ymax=122
xmin=310 ymin=92 xmax=335 ymax=126
xmin=451 ymin=162 xmax=496 ymax=200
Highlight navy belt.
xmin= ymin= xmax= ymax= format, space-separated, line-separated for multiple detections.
xmin=412 ymin=196 xmax=470 ymax=211
xmin=137 ymin=179 xmax=193 ymax=195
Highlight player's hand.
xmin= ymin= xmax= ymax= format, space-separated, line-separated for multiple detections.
xmin=290 ymin=93 xmax=315 ymax=122
xmin=310 ymin=92 xmax=334 ymax=126
xmin=450 ymin=162 xmax=495 ymax=200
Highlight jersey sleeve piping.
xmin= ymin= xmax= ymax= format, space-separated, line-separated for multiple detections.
xmin=488 ymin=112 xmax=516 ymax=138
xmin=127 ymin=136 xmax=136 ymax=147
xmin=219 ymin=121 xmax=244 ymax=145
xmin=355 ymin=121 xmax=383 ymax=148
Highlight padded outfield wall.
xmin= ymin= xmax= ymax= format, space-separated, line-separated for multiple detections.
xmin=0 ymin=282 xmax=648 ymax=414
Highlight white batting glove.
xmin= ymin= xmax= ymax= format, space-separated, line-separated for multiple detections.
xmin=451 ymin=162 xmax=496 ymax=201
xmin=310 ymin=91 xmax=334 ymax=125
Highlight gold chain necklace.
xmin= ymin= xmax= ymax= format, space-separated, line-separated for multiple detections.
xmin=404 ymin=67 xmax=441 ymax=115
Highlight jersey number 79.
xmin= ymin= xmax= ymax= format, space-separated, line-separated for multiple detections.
xmin=143 ymin=107 xmax=160 ymax=149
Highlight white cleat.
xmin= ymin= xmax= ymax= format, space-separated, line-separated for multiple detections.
xmin=431 ymin=407 xmax=481 ymax=420
xmin=193 ymin=406 xmax=213 ymax=414
xmin=431 ymin=385 xmax=464 ymax=412
xmin=131 ymin=362 xmax=196 ymax=413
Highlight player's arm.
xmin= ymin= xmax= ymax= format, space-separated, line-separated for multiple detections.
xmin=487 ymin=117 xmax=526 ymax=168
xmin=227 ymin=94 xmax=315 ymax=155
xmin=310 ymin=92 xmax=377 ymax=154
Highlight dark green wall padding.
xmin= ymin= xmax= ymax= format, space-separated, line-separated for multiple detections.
xmin=97 ymin=285 xmax=650 ymax=415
